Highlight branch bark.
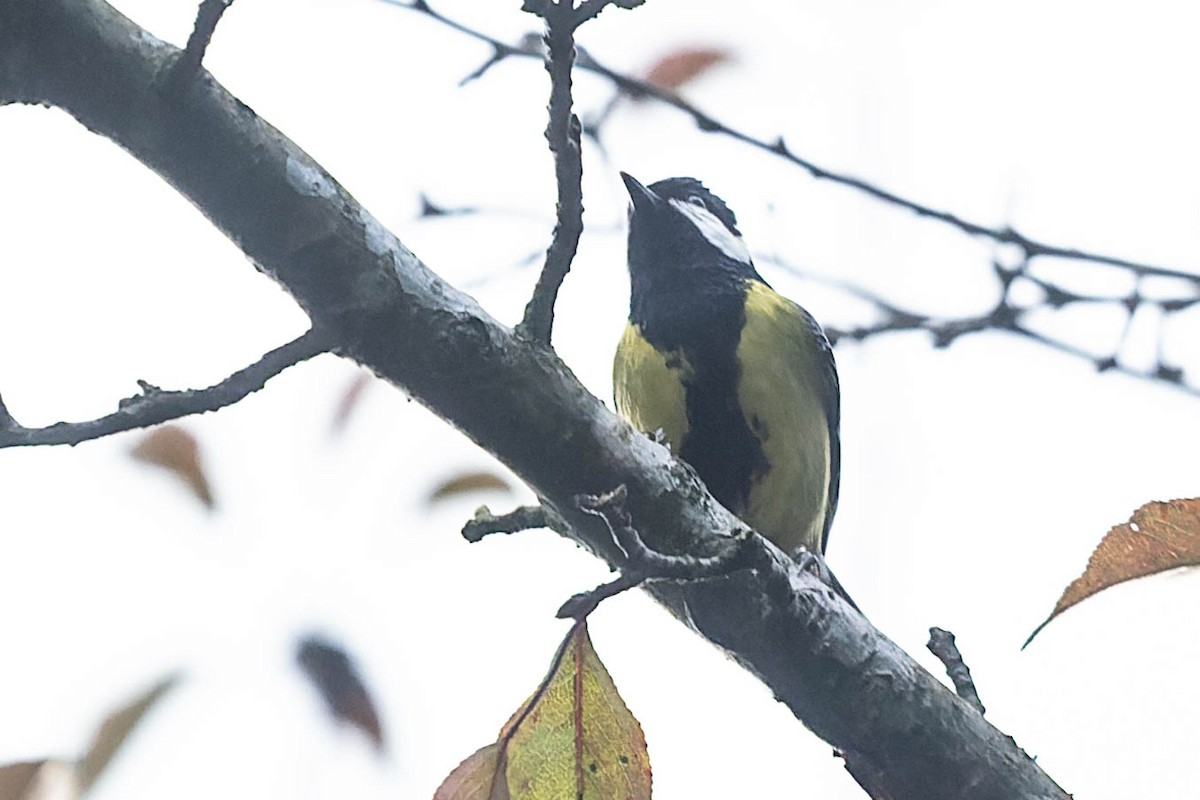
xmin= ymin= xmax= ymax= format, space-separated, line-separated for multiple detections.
xmin=0 ymin=328 xmax=331 ymax=447
xmin=514 ymin=0 xmax=588 ymax=345
xmin=0 ymin=1 xmax=1068 ymax=797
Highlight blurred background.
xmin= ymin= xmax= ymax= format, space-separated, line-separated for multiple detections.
xmin=2 ymin=0 xmax=1199 ymax=797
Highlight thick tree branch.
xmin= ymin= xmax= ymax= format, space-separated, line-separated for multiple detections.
xmin=0 ymin=328 xmax=332 ymax=447
xmin=0 ymin=2 xmax=1068 ymax=797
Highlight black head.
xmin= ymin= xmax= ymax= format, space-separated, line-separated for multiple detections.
xmin=621 ymin=173 xmax=759 ymax=295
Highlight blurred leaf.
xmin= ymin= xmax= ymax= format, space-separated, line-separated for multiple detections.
xmin=0 ymin=762 xmax=44 ymax=800
xmin=433 ymin=744 xmax=506 ymax=800
xmin=434 ymin=622 xmax=650 ymax=800
xmin=77 ymin=676 xmax=178 ymax=792
xmin=0 ymin=761 xmax=76 ymax=800
xmin=641 ymin=47 xmax=730 ymax=92
xmin=130 ymin=426 xmax=214 ymax=508
xmin=428 ymin=471 xmax=512 ymax=505
xmin=331 ymin=371 xmax=375 ymax=435
xmin=1026 ymin=498 xmax=1200 ymax=646
xmin=297 ymin=636 xmax=385 ymax=753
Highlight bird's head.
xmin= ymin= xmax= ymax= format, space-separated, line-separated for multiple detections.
xmin=621 ymin=172 xmax=755 ymax=286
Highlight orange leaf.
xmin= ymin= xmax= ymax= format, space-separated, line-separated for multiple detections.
xmin=1026 ymin=498 xmax=1200 ymax=646
xmin=642 ymin=47 xmax=730 ymax=92
xmin=130 ymin=426 xmax=214 ymax=508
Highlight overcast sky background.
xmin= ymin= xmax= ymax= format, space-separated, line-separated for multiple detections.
xmin=2 ymin=1 xmax=1200 ymax=798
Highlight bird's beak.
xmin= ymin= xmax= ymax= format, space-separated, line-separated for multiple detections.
xmin=620 ymin=172 xmax=662 ymax=213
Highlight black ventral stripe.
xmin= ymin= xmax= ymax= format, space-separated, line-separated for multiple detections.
xmin=632 ymin=278 xmax=768 ymax=518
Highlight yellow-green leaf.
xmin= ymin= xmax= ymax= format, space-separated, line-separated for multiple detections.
xmin=432 ymin=623 xmax=651 ymax=800
xmin=502 ymin=623 xmax=651 ymax=800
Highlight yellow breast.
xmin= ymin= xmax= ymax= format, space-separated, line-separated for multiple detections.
xmin=612 ymin=322 xmax=692 ymax=452
xmin=735 ymin=281 xmax=831 ymax=555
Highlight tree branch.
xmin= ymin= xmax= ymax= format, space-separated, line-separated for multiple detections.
xmin=557 ymin=484 xmax=757 ymax=619
xmin=514 ymin=0 xmax=584 ymax=344
xmin=760 ymin=250 xmax=1200 ymax=397
xmin=0 ymin=2 xmax=1068 ymax=797
xmin=515 ymin=0 xmax=639 ymax=345
xmin=0 ymin=328 xmax=333 ymax=448
xmin=393 ymin=0 xmax=1198 ymax=284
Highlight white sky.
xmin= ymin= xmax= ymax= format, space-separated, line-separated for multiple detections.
xmin=2 ymin=0 xmax=1200 ymax=798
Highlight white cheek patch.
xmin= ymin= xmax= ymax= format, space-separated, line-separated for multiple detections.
xmin=669 ymin=198 xmax=753 ymax=265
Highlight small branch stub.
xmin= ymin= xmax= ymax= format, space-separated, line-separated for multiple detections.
xmin=170 ymin=0 xmax=237 ymax=88
xmin=462 ymin=504 xmax=548 ymax=542
xmin=927 ymin=627 xmax=986 ymax=715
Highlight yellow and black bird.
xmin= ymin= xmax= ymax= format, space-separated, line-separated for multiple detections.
xmin=613 ymin=172 xmax=840 ymax=560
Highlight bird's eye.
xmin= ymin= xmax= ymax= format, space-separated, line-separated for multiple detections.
xmin=687 ymin=195 xmax=706 ymax=208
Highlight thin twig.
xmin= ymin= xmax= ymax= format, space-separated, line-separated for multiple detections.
xmin=927 ymin=627 xmax=985 ymax=715
xmin=394 ymin=0 xmax=1200 ymax=394
xmin=513 ymin=1 xmax=587 ymax=345
xmin=557 ymin=485 xmax=754 ymax=619
xmin=462 ymin=504 xmax=547 ymax=542
xmin=758 ymin=251 xmax=1200 ymax=396
xmin=389 ymin=0 xmax=1199 ymax=285
xmin=0 ymin=327 xmax=333 ymax=448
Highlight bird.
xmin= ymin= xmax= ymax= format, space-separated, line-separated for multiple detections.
xmin=613 ymin=172 xmax=841 ymax=561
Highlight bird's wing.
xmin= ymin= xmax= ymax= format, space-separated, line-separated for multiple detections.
xmin=808 ymin=313 xmax=841 ymax=552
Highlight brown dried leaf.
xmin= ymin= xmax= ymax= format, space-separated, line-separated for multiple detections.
xmin=428 ymin=472 xmax=512 ymax=505
xmin=0 ymin=762 xmax=43 ymax=800
xmin=0 ymin=761 xmax=76 ymax=800
xmin=1026 ymin=498 xmax=1200 ymax=646
xmin=77 ymin=676 xmax=177 ymax=792
xmin=331 ymin=372 xmax=374 ymax=435
xmin=296 ymin=636 xmax=385 ymax=753
xmin=641 ymin=47 xmax=730 ymax=92
xmin=130 ymin=425 xmax=214 ymax=508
